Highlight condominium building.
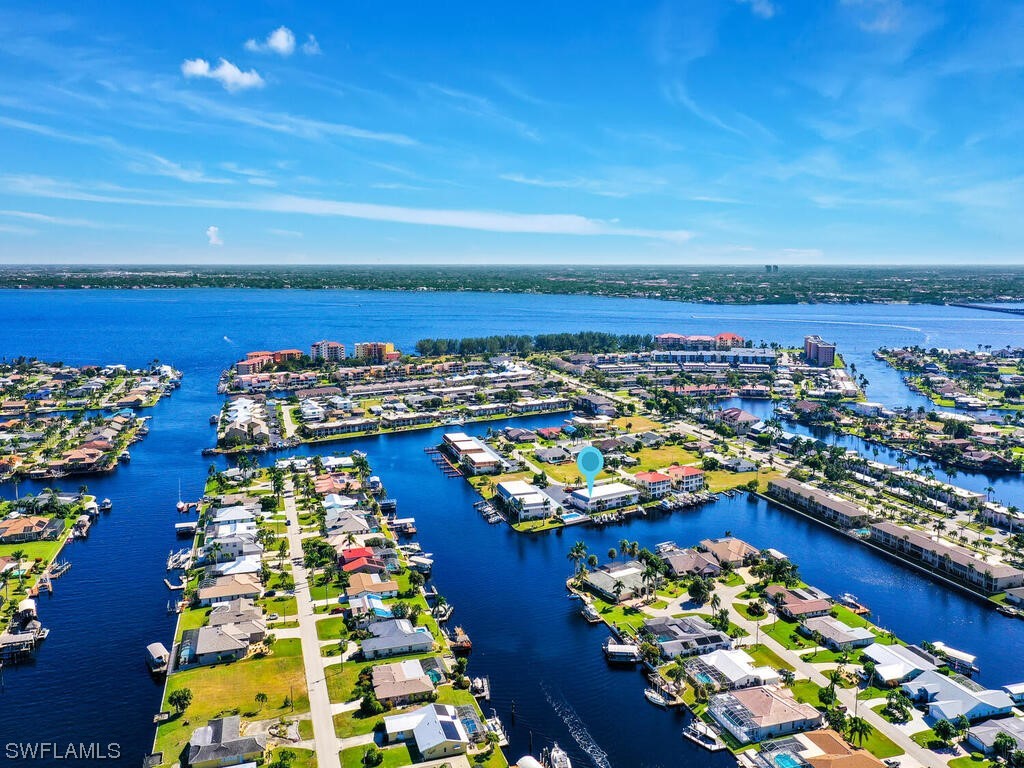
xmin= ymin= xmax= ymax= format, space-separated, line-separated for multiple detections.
xmin=311 ymin=340 xmax=346 ymax=361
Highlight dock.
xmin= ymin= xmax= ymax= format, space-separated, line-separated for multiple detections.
xmin=682 ymin=720 xmax=728 ymax=751
xmin=166 ymin=548 xmax=193 ymax=570
xmin=425 ymin=446 xmax=463 ymax=477
xmin=470 ymin=675 xmax=491 ymax=701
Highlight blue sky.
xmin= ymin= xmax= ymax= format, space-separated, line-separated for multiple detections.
xmin=0 ymin=0 xmax=1022 ymax=265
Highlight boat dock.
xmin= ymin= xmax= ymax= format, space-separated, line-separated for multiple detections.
xmin=174 ymin=521 xmax=197 ymax=538
xmin=470 ymin=675 xmax=491 ymax=701
xmin=932 ymin=641 xmax=980 ymax=676
xmin=603 ymin=635 xmax=640 ymax=663
xmin=166 ymin=548 xmax=193 ymax=570
xmin=473 ymin=499 xmax=504 ymax=523
xmin=388 ymin=516 xmax=418 ymax=535
xmin=425 ymin=446 xmax=463 ymax=477
xmin=682 ymin=720 xmax=728 ymax=751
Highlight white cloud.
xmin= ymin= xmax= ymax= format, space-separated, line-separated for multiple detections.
xmin=0 ymin=209 xmax=110 ymax=229
xmin=301 ymin=35 xmax=321 ymax=55
xmin=181 ymin=58 xmax=264 ymax=92
xmin=737 ymin=0 xmax=777 ymax=19
xmin=205 ymin=225 xmax=223 ymax=245
xmin=245 ymin=26 xmax=296 ymax=56
xmin=268 ymin=228 xmax=304 ymax=238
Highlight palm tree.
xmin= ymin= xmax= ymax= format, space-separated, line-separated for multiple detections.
xmin=612 ymin=579 xmax=626 ymax=602
xmin=11 ymin=549 xmax=26 ymax=585
xmin=710 ymin=593 xmax=722 ymax=613
xmin=607 ymin=547 xmax=617 ymax=561
xmin=846 ymin=715 xmax=873 ymax=747
xmin=255 ymin=691 xmax=268 ymax=712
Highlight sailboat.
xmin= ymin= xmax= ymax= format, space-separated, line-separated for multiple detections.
xmin=176 ymin=479 xmax=187 ymax=513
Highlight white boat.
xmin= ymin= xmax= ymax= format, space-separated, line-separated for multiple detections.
xmin=580 ymin=601 xmax=600 ymax=623
xmin=100 ymin=498 xmax=112 ymax=512
xmin=549 ymin=743 xmax=572 ymax=768
xmin=644 ymin=688 xmax=668 ymax=707
xmin=119 ymin=449 xmax=131 ymax=462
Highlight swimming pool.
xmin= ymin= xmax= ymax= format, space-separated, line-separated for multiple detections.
xmin=773 ymin=752 xmax=803 ymax=768
xmin=694 ymin=672 xmax=714 ymax=685
xmin=560 ymin=512 xmax=588 ymax=525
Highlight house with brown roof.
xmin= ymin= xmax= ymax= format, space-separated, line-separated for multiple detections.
xmin=372 ymin=658 xmax=437 ymax=705
xmin=196 ymin=573 xmax=262 ymax=606
xmin=0 ymin=515 xmax=65 ymax=543
xmin=698 ymin=536 xmax=760 ymax=567
xmin=765 ymin=585 xmax=833 ymax=619
xmin=346 ymin=572 xmax=399 ymax=600
xmin=754 ymin=729 xmax=886 ymax=768
xmin=709 ymin=686 xmax=822 ymax=743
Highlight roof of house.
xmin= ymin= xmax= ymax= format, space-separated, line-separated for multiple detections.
xmin=724 ymin=686 xmax=821 ymax=729
xmin=372 ymin=659 xmax=435 ymax=700
xmin=802 ymin=729 xmax=886 ymax=768
xmin=862 ymin=642 xmax=936 ymax=682
xmin=635 ymin=471 xmax=671 ymax=483
xmin=361 ymin=619 xmax=433 ymax=655
xmin=700 ymin=536 xmax=759 ymax=563
xmin=904 ymin=669 xmax=1014 ymax=720
xmin=384 ymin=704 xmax=470 ymax=753
xmin=188 ymin=716 xmax=266 ymax=765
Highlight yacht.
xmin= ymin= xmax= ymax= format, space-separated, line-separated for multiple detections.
xmin=549 ymin=743 xmax=572 ymax=768
xmin=100 ymin=498 xmax=112 ymax=512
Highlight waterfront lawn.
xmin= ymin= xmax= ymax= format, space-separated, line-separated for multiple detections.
xmin=592 ymin=597 xmax=647 ymax=634
xmin=704 ymin=470 xmax=759 ymax=492
xmin=762 ymin=618 xmax=815 ymax=651
xmin=340 ymin=743 xmax=414 ymax=768
xmin=155 ymin=652 xmax=309 ymax=767
xmin=0 ymin=539 xmax=65 ymax=564
xmin=512 ymin=517 xmax=564 ymax=533
xmin=745 ymin=643 xmax=794 ymax=672
xmin=174 ymin=606 xmax=211 ymax=642
xmin=316 ymin=616 xmax=348 ymax=641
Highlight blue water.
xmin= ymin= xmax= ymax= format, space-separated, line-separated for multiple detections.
xmin=3 ymin=290 xmax=1024 ymax=768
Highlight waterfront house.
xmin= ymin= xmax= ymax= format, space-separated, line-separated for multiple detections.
xmin=196 ymin=573 xmax=262 ymax=606
xmin=798 ymin=616 xmax=874 ymax=651
xmin=765 ymin=585 xmax=833 ymax=619
xmin=709 ymin=686 xmax=823 ymax=744
xmin=903 ymin=669 xmax=1014 ymax=723
xmin=178 ymin=626 xmax=249 ymax=666
xmin=715 ymin=407 xmax=761 ymax=435
xmin=968 ymin=717 xmax=1024 ymax=756
xmin=862 ymin=642 xmax=936 ymax=686
xmin=0 ymin=515 xmax=65 ymax=543
xmin=583 ymin=560 xmax=648 ymax=602
xmin=567 ymin=482 xmax=639 ymax=513
xmin=207 ymin=598 xmax=265 ymax=636
xmin=361 ymin=618 xmax=434 ymax=659
xmin=574 ymin=394 xmax=617 ymax=417
xmin=686 ymin=648 xmax=780 ymax=691
xmin=659 ymin=546 xmax=721 ymax=579
xmin=869 ymin=521 xmax=1024 ymax=593
xmin=767 ymin=478 xmax=872 ymax=529
xmin=665 ymin=464 xmax=706 ymax=492
xmin=346 ymin=572 xmax=399 ymax=601
xmin=632 ymin=471 xmax=672 ymax=498
xmin=496 ymin=479 xmax=555 ymax=521
xmin=372 ymin=658 xmax=437 ymax=705
xmin=187 ymin=716 xmax=266 ymax=768
xmin=753 ymin=729 xmax=887 ymax=768
xmin=383 ymin=703 xmax=470 ymax=760
xmin=698 ymin=537 xmax=760 ymax=567
xmin=642 ymin=615 xmax=732 ymax=659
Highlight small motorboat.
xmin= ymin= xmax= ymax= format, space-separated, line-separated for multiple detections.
xmin=580 ymin=601 xmax=600 ymax=623
xmin=119 ymin=449 xmax=131 ymax=462
xmin=644 ymin=688 xmax=668 ymax=707
xmin=100 ymin=498 xmax=112 ymax=512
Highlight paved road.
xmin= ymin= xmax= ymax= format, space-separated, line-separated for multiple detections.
xmin=282 ymin=479 xmax=342 ymax=768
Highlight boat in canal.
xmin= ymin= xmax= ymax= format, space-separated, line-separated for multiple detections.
xmin=100 ymin=498 xmax=112 ymax=512
xmin=549 ymin=743 xmax=572 ymax=768
xmin=602 ymin=636 xmax=640 ymax=664
xmin=838 ymin=592 xmax=870 ymax=615
xmin=644 ymin=688 xmax=668 ymax=707
xmin=145 ymin=642 xmax=169 ymax=676
xmin=580 ymin=600 xmax=600 ymax=623
xmin=449 ymin=626 xmax=472 ymax=654
xmin=119 ymin=449 xmax=131 ymax=462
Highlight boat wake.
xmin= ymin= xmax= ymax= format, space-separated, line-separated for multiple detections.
xmin=223 ymin=335 xmax=234 ymax=344
xmin=542 ymin=685 xmax=611 ymax=768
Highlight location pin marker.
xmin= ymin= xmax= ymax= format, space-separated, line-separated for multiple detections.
xmin=576 ymin=446 xmax=604 ymax=497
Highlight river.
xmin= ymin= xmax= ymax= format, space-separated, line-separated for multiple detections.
xmin=2 ymin=290 xmax=1024 ymax=768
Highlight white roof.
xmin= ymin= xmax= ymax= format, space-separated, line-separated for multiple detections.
xmin=571 ymin=482 xmax=638 ymax=501
xmin=864 ymin=642 xmax=935 ymax=681
xmin=700 ymin=649 xmax=779 ymax=685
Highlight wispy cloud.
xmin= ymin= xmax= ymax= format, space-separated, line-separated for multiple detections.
xmin=245 ymin=26 xmax=295 ymax=56
xmin=301 ymin=35 xmax=321 ymax=56
xmin=500 ymin=171 xmax=670 ymax=199
xmin=205 ymin=225 xmax=223 ymax=245
xmin=0 ymin=209 xmax=112 ymax=229
xmin=0 ymin=116 xmax=234 ymax=184
xmin=181 ymin=58 xmax=264 ymax=92
xmin=662 ymin=80 xmax=747 ymax=137
xmin=268 ymin=228 xmax=304 ymax=238
xmin=423 ymin=83 xmax=539 ymax=141
xmin=737 ymin=0 xmax=777 ymax=20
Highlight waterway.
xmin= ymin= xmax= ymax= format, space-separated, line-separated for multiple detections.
xmin=2 ymin=290 xmax=1024 ymax=767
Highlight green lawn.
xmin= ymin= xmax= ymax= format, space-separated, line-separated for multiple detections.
xmin=910 ymin=728 xmax=945 ymax=750
xmin=154 ymin=649 xmax=310 ymax=767
xmin=948 ymin=755 xmax=997 ymax=768
xmin=592 ymin=597 xmax=648 ymax=634
xmin=789 ymin=679 xmax=826 ymax=707
xmin=316 ymin=616 xmax=348 ymax=641
xmin=628 ymin=444 xmax=700 ymax=472
xmin=512 ymin=517 xmax=564 ymax=533
xmin=857 ymin=728 xmax=904 ymax=759
xmin=542 ymin=460 xmax=614 ymax=484
xmin=745 ymin=643 xmax=794 ymax=672
xmin=340 ymin=743 xmax=414 ymax=768
xmin=268 ymin=746 xmax=316 ymax=768
xmin=762 ymin=618 xmax=815 ymax=651
xmin=333 ymin=707 xmax=385 ymax=738
xmin=732 ymin=602 xmax=769 ymax=622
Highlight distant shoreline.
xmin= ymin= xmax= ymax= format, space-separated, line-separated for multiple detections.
xmin=3 ymin=264 xmax=1024 ymax=306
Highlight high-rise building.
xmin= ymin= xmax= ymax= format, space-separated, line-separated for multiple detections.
xmin=311 ymin=340 xmax=346 ymax=361
xmin=804 ymin=335 xmax=837 ymax=367
xmin=354 ymin=341 xmax=400 ymax=363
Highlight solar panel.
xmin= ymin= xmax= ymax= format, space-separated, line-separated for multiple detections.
xmin=440 ymin=720 xmax=461 ymax=740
